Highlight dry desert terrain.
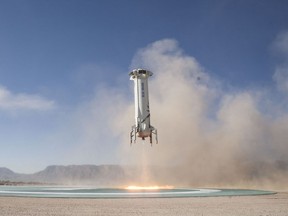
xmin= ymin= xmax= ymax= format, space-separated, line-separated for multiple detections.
xmin=0 ymin=192 xmax=287 ymax=216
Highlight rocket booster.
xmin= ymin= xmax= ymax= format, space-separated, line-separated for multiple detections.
xmin=129 ymin=69 xmax=158 ymax=145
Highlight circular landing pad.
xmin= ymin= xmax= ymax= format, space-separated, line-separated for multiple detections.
xmin=0 ymin=186 xmax=276 ymax=198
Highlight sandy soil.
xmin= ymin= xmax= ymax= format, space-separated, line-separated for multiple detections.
xmin=0 ymin=192 xmax=287 ymax=216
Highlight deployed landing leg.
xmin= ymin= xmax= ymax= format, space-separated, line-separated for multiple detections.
xmin=151 ymin=127 xmax=158 ymax=145
xmin=130 ymin=126 xmax=158 ymax=146
xmin=130 ymin=126 xmax=137 ymax=146
xmin=148 ymin=128 xmax=158 ymax=146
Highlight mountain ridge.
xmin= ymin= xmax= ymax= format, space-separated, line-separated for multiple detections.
xmin=0 ymin=164 xmax=128 ymax=185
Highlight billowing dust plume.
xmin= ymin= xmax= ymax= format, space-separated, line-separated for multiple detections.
xmin=101 ymin=37 xmax=288 ymax=190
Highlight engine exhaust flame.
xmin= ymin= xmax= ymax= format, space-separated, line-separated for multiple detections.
xmin=125 ymin=185 xmax=174 ymax=190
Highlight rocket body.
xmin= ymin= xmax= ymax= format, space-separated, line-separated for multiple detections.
xmin=129 ymin=69 xmax=158 ymax=144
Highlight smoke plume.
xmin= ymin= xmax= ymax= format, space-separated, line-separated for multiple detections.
xmin=102 ymin=38 xmax=288 ymax=190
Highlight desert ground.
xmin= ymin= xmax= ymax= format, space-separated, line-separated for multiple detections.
xmin=0 ymin=192 xmax=287 ymax=216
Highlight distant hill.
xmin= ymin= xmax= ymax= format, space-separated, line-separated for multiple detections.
xmin=0 ymin=167 xmax=20 ymax=180
xmin=2 ymin=160 xmax=288 ymax=187
xmin=0 ymin=165 xmax=128 ymax=186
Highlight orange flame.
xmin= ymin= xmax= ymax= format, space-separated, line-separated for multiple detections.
xmin=125 ymin=185 xmax=174 ymax=190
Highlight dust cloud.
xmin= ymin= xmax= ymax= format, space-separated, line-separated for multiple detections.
xmin=107 ymin=38 xmax=288 ymax=190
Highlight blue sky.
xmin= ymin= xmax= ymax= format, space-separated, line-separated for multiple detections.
xmin=1 ymin=0 xmax=288 ymax=173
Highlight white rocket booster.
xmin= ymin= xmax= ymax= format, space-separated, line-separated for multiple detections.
xmin=129 ymin=69 xmax=158 ymax=145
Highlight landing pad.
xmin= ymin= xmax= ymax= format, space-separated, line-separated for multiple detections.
xmin=0 ymin=186 xmax=276 ymax=198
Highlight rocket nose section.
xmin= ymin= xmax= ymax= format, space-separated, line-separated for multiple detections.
xmin=129 ymin=69 xmax=153 ymax=78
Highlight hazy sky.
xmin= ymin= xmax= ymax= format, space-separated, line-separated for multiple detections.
xmin=1 ymin=0 xmax=288 ymax=173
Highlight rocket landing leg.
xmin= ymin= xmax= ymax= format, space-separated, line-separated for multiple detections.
xmin=130 ymin=126 xmax=158 ymax=146
xmin=130 ymin=126 xmax=137 ymax=145
xmin=153 ymin=129 xmax=158 ymax=144
xmin=151 ymin=128 xmax=158 ymax=145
